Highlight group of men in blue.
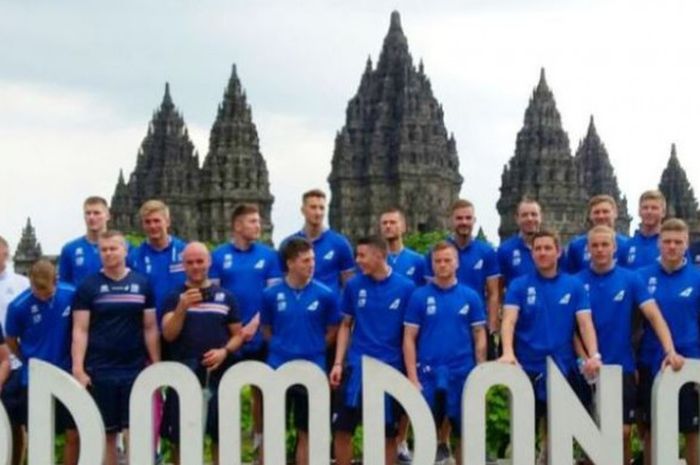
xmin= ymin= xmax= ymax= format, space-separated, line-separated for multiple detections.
xmin=1 ymin=186 xmax=700 ymax=465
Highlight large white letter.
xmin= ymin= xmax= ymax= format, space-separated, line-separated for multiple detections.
xmin=218 ymin=360 xmax=330 ymax=465
xmin=28 ymin=360 xmax=105 ymax=465
xmin=129 ymin=362 xmax=203 ymax=465
xmin=462 ymin=361 xmax=535 ymax=465
xmin=652 ymin=360 xmax=700 ymax=465
xmin=362 ymin=356 xmax=436 ymax=465
xmin=548 ymin=359 xmax=623 ymax=465
xmin=0 ymin=389 xmax=10 ymax=465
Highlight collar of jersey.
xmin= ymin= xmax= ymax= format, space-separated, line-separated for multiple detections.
xmin=143 ymin=235 xmax=174 ymax=253
xmin=534 ymin=270 xmax=561 ymax=282
xmin=657 ymin=258 xmax=688 ymax=275
xmin=448 ymin=235 xmax=473 ymax=251
xmin=298 ymin=228 xmax=328 ymax=243
xmin=229 ymin=241 xmax=256 ymax=253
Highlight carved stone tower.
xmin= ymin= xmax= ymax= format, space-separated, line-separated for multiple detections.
xmin=658 ymin=143 xmax=700 ymax=241
xmin=111 ymin=83 xmax=201 ymax=239
xmin=497 ymin=69 xmax=587 ymax=243
xmin=13 ymin=218 xmax=43 ymax=276
xmin=328 ymin=11 xmax=462 ymax=240
xmin=574 ymin=116 xmax=631 ymax=234
xmin=199 ymin=65 xmax=274 ymax=243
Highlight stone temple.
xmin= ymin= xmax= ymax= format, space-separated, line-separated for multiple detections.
xmin=327 ymin=11 xmax=462 ymax=241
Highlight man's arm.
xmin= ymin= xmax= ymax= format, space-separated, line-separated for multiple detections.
xmin=325 ymin=325 xmax=339 ymax=347
xmin=203 ymin=322 xmax=244 ymax=371
xmin=261 ymin=324 xmax=272 ymax=342
xmin=330 ymin=315 xmax=352 ymax=388
xmin=340 ymin=269 xmax=354 ymax=287
xmin=5 ymin=337 xmax=20 ymax=360
xmin=0 ymin=344 xmax=11 ymax=390
xmin=640 ymin=300 xmax=684 ymax=370
xmin=143 ymin=310 xmax=160 ymax=364
xmin=162 ymin=288 xmax=201 ymax=342
xmin=72 ymin=310 xmax=91 ymax=387
xmin=473 ymin=325 xmax=487 ymax=364
xmin=485 ymin=276 xmax=501 ymax=333
xmin=402 ymin=325 xmax=420 ymax=389
xmin=498 ymin=306 xmax=519 ymax=364
xmin=575 ymin=311 xmax=601 ymax=376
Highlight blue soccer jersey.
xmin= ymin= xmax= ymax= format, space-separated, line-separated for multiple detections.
xmin=637 ymin=262 xmax=700 ymax=371
xmin=387 ymin=247 xmax=426 ymax=286
xmin=73 ymin=270 xmax=155 ymax=376
xmin=128 ymin=236 xmax=187 ymax=319
xmin=504 ymin=272 xmax=591 ymax=374
xmin=497 ymin=235 xmax=536 ymax=287
xmin=58 ymin=236 xmax=102 ymax=286
xmin=426 ymin=237 xmax=499 ymax=297
xmin=210 ymin=242 xmax=282 ymax=352
xmin=690 ymin=241 xmax=700 ymax=267
xmin=261 ymin=279 xmax=341 ymax=370
xmin=284 ymin=229 xmax=354 ymax=293
xmin=622 ymin=230 xmax=660 ymax=269
xmin=577 ymin=266 xmax=652 ymax=373
xmin=6 ymin=283 xmax=75 ymax=385
xmin=162 ymin=284 xmax=240 ymax=364
xmin=341 ymin=271 xmax=415 ymax=369
xmin=404 ymin=282 xmax=486 ymax=372
xmin=566 ymin=233 xmax=630 ymax=273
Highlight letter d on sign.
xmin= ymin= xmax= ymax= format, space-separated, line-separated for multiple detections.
xmin=28 ymin=360 xmax=105 ymax=465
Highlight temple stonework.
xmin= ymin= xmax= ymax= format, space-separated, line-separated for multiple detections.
xmin=497 ymin=69 xmax=588 ymax=244
xmin=328 ymin=11 xmax=462 ymax=241
xmin=111 ymin=67 xmax=273 ymax=244
xmin=13 ymin=218 xmax=43 ymax=276
xmin=658 ymin=144 xmax=700 ymax=241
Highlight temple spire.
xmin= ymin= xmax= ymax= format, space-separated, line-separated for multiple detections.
xmin=161 ymin=82 xmax=173 ymax=109
xmin=658 ymin=143 xmax=700 ymax=239
xmin=13 ymin=217 xmax=43 ymax=276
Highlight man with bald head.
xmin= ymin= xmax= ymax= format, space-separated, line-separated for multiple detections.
xmin=161 ymin=242 xmax=243 ymax=465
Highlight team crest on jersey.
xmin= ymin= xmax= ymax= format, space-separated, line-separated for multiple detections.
xmin=76 ymin=247 xmax=84 ymax=255
xmin=583 ymin=247 xmax=591 ymax=261
xmin=406 ymin=267 xmax=415 ymax=276
xmin=30 ymin=305 xmax=39 ymax=314
xmin=307 ymin=300 xmax=319 ymax=311
xmin=358 ymin=289 xmax=367 ymax=308
xmin=62 ymin=306 xmax=71 ymax=317
xmin=426 ymin=296 xmax=436 ymax=315
xmin=583 ymin=283 xmax=590 ymax=292
xmin=680 ymin=287 xmax=694 ymax=298
xmin=613 ymin=290 xmax=625 ymax=302
xmin=559 ymin=293 xmax=571 ymax=305
xmin=130 ymin=284 xmax=140 ymax=294
xmin=324 ymin=250 xmax=335 ymax=261
xmin=75 ymin=256 xmax=84 ymax=266
xmin=254 ymin=259 xmax=265 ymax=270
xmin=215 ymin=292 xmax=225 ymax=302
xmin=458 ymin=304 xmax=470 ymax=315
xmin=648 ymin=277 xmax=657 ymax=294
xmin=473 ymin=259 xmax=483 ymax=270
xmin=388 ymin=298 xmax=401 ymax=310
xmin=276 ymin=292 xmax=287 ymax=311
xmin=627 ymin=246 xmax=637 ymax=264
xmin=527 ymin=286 xmax=536 ymax=305
xmin=100 ymin=285 xmax=109 ymax=293
xmin=223 ymin=254 xmax=233 ymax=269
xmin=512 ymin=250 xmax=522 ymax=267
xmin=33 ymin=314 xmax=42 ymax=324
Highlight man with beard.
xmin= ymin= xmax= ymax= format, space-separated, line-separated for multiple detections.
xmin=497 ymin=197 xmax=542 ymax=287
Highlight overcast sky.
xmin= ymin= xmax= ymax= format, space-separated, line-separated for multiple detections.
xmin=3 ymin=0 xmax=700 ymax=257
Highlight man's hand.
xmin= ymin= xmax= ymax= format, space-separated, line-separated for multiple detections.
xmin=662 ymin=351 xmax=685 ymax=372
xmin=583 ymin=357 xmax=602 ymax=379
xmin=73 ymin=369 xmax=92 ymax=388
xmin=179 ymin=288 xmax=203 ymax=309
xmin=408 ymin=375 xmax=422 ymax=391
xmin=202 ymin=348 xmax=228 ymax=371
xmin=498 ymin=352 xmax=518 ymax=365
xmin=329 ymin=364 xmax=343 ymax=389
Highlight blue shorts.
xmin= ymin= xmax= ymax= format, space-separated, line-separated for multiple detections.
xmin=419 ymin=366 xmax=473 ymax=436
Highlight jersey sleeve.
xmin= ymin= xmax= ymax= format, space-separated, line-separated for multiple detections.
xmin=337 ymin=235 xmax=355 ymax=273
xmin=629 ymin=272 xmax=653 ymax=307
xmin=469 ymin=292 xmax=487 ymax=326
xmin=5 ymin=300 xmax=22 ymax=338
xmin=484 ymin=246 xmax=500 ymax=279
xmin=225 ymin=292 xmax=241 ymax=325
xmin=403 ymin=291 xmax=424 ymax=327
xmin=573 ymin=278 xmax=591 ymax=313
xmin=58 ymin=245 xmax=73 ymax=284
xmin=503 ymin=278 xmax=524 ymax=310
xmin=259 ymin=290 xmax=274 ymax=326
xmin=72 ymin=281 xmax=94 ymax=312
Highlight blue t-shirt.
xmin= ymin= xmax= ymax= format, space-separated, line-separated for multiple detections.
xmin=284 ymin=229 xmax=354 ymax=293
xmin=162 ymin=284 xmax=240 ymax=368
xmin=261 ymin=279 xmax=341 ymax=370
xmin=128 ymin=236 xmax=187 ymax=320
xmin=387 ymin=247 xmax=426 ymax=286
xmin=504 ymin=272 xmax=591 ymax=374
xmin=427 ymin=237 xmax=499 ymax=297
xmin=404 ymin=282 xmax=486 ymax=372
xmin=690 ymin=241 xmax=700 ymax=267
xmin=497 ymin=235 xmax=535 ymax=287
xmin=58 ymin=236 xmax=102 ymax=286
xmin=622 ymin=230 xmax=660 ymax=269
xmin=577 ymin=266 xmax=652 ymax=373
xmin=72 ymin=270 xmax=155 ymax=377
xmin=6 ymin=283 xmax=75 ymax=385
xmin=637 ymin=262 xmax=700 ymax=370
xmin=341 ymin=271 xmax=415 ymax=369
xmin=566 ymin=233 xmax=630 ymax=274
xmin=210 ymin=242 xmax=283 ymax=353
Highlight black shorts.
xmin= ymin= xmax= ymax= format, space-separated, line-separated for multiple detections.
xmin=161 ymin=387 xmax=220 ymax=443
xmin=637 ymin=364 xmax=699 ymax=432
xmin=331 ymin=366 xmax=398 ymax=438
xmin=287 ymin=386 xmax=310 ymax=432
xmin=88 ymin=374 xmax=137 ymax=433
xmin=622 ymin=372 xmax=637 ymax=425
xmin=1 ymin=369 xmax=24 ymax=427
xmin=486 ymin=332 xmax=501 ymax=361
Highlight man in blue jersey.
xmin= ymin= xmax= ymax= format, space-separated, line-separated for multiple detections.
xmin=566 ymin=195 xmax=630 ymax=273
xmin=72 ymin=230 xmax=160 ymax=465
xmin=5 ymin=260 xmax=79 ymax=465
xmin=404 ymin=241 xmax=487 ymax=465
xmin=623 ymin=190 xmax=666 ymax=269
xmin=261 ymin=238 xmax=341 ymax=465
xmin=497 ymin=197 xmax=542 ymax=287
xmin=161 ymin=242 xmax=243 ymax=465
xmin=499 ymin=230 xmax=600 ymax=463
xmin=330 ymin=236 xmax=415 ymax=465
xmin=58 ymin=196 xmax=110 ymax=286
xmin=380 ymin=208 xmax=426 ymax=286
xmin=637 ymin=219 xmax=700 ymax=465
xmin=210 ymin=203 xmax=282 ymax=456
xmin=285 ymin=189 xmax=354 ymax=293
xmin=577 ymin=225 xmax=683 ymax=465
xmin=0 ymin=236 xmax=28 ymax=465
xmin=128 ymin=200 xmax=186 ymax=320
